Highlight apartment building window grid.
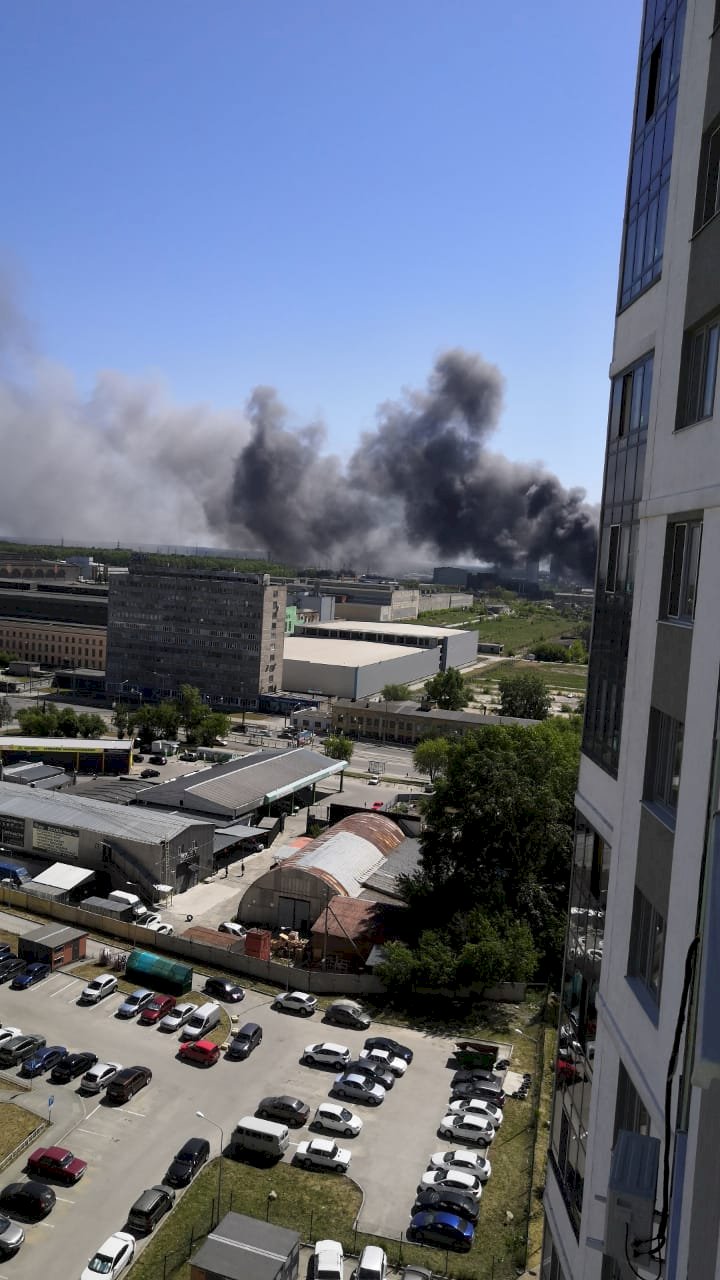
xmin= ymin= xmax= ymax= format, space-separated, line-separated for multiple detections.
xmin=549 ymin=818 xmax=609 ymax=1236
xmin=583 ymin=354 xmax=651 ymax=774
xmin=644 ymin=706 xmax=684 ymax=823
xmin=619 ymin=0 xmax=685 ymax=309
xmin=663 ymin=519 xmax=702 ymax=619
xmin=678 ymin=316 xmax=720 ymax=428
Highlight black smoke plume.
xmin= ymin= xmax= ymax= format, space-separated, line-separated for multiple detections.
xmin=217 ymin=350 xmax=598 ymax=578
xmin=0 ymin=282 xmax=596 ymax=576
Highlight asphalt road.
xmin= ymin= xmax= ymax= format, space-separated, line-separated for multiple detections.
xmin=0 ymin=965 xmax=457 ymax=1280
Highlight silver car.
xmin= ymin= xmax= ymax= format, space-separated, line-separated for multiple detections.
xmin=333 ymin=1072 xmax=385 ymax=1107
xmin=0 ymin=1213 xmax=24 ymax=1259
xmin=80 ymin=1061 xmax=123 ymax=1094
xmin=158 ymin=1002 xmax=196 ymax=1033
xmin=80 ymin=974 xmax=118 ymax=1004
xmin=116 ymin=989 xmax=154 ymax=1019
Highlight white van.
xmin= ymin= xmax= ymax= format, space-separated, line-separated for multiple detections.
xmin=231 ymin=1116 xmax=289 ymax=1159
xmin=108 ymin=890 xmax=148 ymax=920
xmin=181 ymin=1002 xmax=222 ymax=1041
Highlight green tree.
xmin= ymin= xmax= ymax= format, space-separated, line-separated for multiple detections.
xmin=128 ymin=705 xmax=164 ymax=742
xmin=324 ymin=735 xmax=354 ymax=762
xmin=176 ymin=684 xmax=205 ymax=741
xmin=424 ymin=667 xmax=469 ymax=710
xmin=566 ymin=639 xmax=588 ymax=664
xmin=112 ymin=704 xmax=129 ymax=738
xmin=498 ymin=670 xmax=551 ymax=720
xmin=196 ymin=711 xmax=231 ymax=746
xmin=413 ymin=736 xmax=450 ymax=782
xmin=400 ymin=718 xmax=580 ymax=978
xmin=381 ymin=683 xmax=413 ymax=701
xmin=376 ymin=940 xmax=417 ymax=994
xmin=0 ymin=698 xmax=14 ymax=727
xmin=77 ymin=712 xmax=108 ymax=738
xmin=16 ymin=708 xmax=48 ymax=736
xmin=0 ymin=650 xmax=16 ymax=667
xmin=56 ymin=707 xmax=80 ymax=737
xmin=532 ymin=641 xmax=568 ymax=663
xmin=156 ymin=700 xmax=181 ymax=739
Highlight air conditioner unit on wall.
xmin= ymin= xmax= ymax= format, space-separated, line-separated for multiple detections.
xmin=604 ymin=1131 xmax=660 ymax=1277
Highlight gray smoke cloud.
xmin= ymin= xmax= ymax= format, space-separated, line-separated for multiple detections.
xmin=0 ymin=283 xmax=597 ymax=576
xmin=218 ymin=350 xmax=598 ymax=578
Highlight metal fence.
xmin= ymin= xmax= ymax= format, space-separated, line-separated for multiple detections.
xmin=0 ymin=1122 xmax=47 ymax=1175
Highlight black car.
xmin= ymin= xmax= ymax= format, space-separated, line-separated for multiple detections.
xmin=364 ymin=1035 xmax=413 ymax=1064
xmin=50 ymin=1052 xmax=98 ymax=1084
xmin=324 ymin=1001 xmax=371 ymax=1031
xmin=140 ymin=768 xmax=160 ymax=779
xmin=204 ymin=977 xmax=245 ymax=1003
xmin=0 ymin=944 xmax=13 ymax=963
xmin=0 ymin=1181 xmax=56 ymax=1221
xmin=345 ymin=1059 xmax=395 ymax=1091
xmin=0 ymin=959 xmax=26 ymax=985
xmin=451 ymin=1082 xmax=506 ymax=1107
xmin=257 ymin=1095 xmax=310 ymax=1127
xmin=227 ymin=1022 xmax=262 ymax=1060
xmin=451 ymin=1068 xmax=504 ymax=1088
xmin=164 ymin=1138 xmax=210 ymax=1188
xmin=413 ymin=1186 xmax=480 ymax=1224
xmin=149 ymin=754 xmax=166 ymax=764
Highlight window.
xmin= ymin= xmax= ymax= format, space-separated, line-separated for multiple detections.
xmin=680 ymin=319 xmax=720 ymax=426
xmin=614 ymin=1061 xmax=651 ymax=1142
xmin=628 ymin=886 xmax=666 ymax=1003
xmin=696 ymin=122 xmax=720 ymax=229
xmin=605 ymin=525 xmax=621 ymax=592
xmin=664 ymin=519 xmax=702 ymax=619
xmin=645 ymin=707 xmax=684 ymax=820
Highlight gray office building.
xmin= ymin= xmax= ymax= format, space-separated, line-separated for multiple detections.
xmin=106 ymin=563 xmax=285 ymax=708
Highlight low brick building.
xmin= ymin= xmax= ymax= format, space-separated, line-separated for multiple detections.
xmin=18 ymin=924 xmax=87 ymax=968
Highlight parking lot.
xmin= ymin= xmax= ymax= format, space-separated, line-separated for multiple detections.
xmin=0 ymin=964 xmax=462 ymax=1280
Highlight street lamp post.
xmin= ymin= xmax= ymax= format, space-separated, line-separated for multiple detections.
xmin=196 ymin=1110 xmax=225 ymax=1225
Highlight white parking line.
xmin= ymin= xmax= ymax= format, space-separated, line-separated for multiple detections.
xmin=122 ymin=1108 xmax=146 ymax=1118
xmin=55 ymin=1195 xmax=75 ymax=1203
xmin=50 ymin=980 xmax=77 ymax=999
xmin=76 ymin=1127 xmax=107 ymax=1137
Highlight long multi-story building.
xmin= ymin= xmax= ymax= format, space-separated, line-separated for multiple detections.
xmin=105 ymin=562 xmax=285 ymax=708
xmin=543 ymin=3 xmax=720 ymax=1278
xmin=0 ymin=582 xmax=108 ymax=670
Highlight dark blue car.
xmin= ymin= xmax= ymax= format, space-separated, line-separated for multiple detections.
xmin=406 ymin=1211 xmax=474 ymax=1252
xmin=11 ymin=963 xmax=51 ymax=991
xmin=21 ymin=1045 xmax=68 ymax=1078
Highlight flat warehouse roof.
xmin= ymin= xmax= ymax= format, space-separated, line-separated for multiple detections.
xmin=31 ymin=863 xmax=95 ymax=890
xmin=284 ymin=636 xmax=425 ymax=666
xmin=0 ymin=781 xmax=210 ymax=843
xmin=299 ymin=619 xmax=468 ymax=639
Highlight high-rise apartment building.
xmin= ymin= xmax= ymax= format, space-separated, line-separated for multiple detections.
xmin=106 ymin=563 xmax=285 ymax=707
xmin=543 ymin=2 xmax=720 ymax=1277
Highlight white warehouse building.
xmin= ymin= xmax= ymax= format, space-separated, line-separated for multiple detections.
xmin=282 ymin=636 xmax=440 ymax=700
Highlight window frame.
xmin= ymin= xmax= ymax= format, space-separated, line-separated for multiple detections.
xmin=644 ymin=706 xmax=684 ymax=823
xmin=679 ymin=317 xmax=720 ymax=428
xmin=663 ymin=518 xmax=702 ymax=621
xmin=627 ymin=885 xmax=666 ymax=1006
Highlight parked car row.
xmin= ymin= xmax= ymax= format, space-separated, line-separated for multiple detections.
xmin=403 ymin=1064 xmax=509 ymax=1251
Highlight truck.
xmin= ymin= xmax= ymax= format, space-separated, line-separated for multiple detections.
xmin=80 ymin=895 xmax=136 ymax=922
xmin=0 ymin=860 xmax=32 ymax=888
xmin=150 ymin=740 xmax=179 ymax=757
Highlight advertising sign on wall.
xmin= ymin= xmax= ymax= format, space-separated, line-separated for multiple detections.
xmin=32 ymin=821 xmax=80 ymax=859
xmin=0 ymin=815 xmax=25 ymax=849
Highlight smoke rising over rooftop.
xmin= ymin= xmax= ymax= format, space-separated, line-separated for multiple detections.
xmin=0 ymin=287 xmax=597 ymax=577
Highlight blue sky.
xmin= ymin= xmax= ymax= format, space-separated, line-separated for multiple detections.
xmin=2 ymin=1 xmax=640 ymax=506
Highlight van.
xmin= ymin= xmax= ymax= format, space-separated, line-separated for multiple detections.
xmin=127 ymin=1184 xmax=175 ymax=1233
xmin=231 ymin=1115 xmax=289 ymax=1159
xmin=108 ymin=890 xmax=148 ymax=920
xmin=181 ymin=1002 xmax=222 ymax=1041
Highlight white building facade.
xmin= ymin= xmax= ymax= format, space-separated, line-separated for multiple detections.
xmin=543 ymin=2 xmax=720 ymax=1278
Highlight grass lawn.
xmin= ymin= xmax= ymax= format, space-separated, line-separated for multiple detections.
xmin=470 ymin=659 xmax=587 ymax=695
xmin=0 ymin=1102 xmax=45 ymax=1165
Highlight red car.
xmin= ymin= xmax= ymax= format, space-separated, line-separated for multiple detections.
xmin=139 ymin=995 xmax=176 ymax=1025
xmin=178 ymin=1039 xmax=221 ymax=1067
xmin=26 ymin=1146 xmax=87 ymax=1184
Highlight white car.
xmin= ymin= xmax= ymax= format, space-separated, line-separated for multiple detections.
xmin=359 ymin=1047 xmax=407 ymax=1077
xmin=353 ymin=1245 xmax=387 ymax=1280
xmin=158 ymin=1002 xmax=196 ymax=1032
xmin=333 ymin=1072 xmax=385 ymax=1106
xmin=367 ymin=776 xmax=380 ymax=785
xmin=218 ymin=922 xmax=246 ymax=938
xmin=80 ymin=974 xmax=118 ymax=1004
xmin=312 ymin=1102 xmax=363 ymax=1138
xmin=302 ymin=1042 xmax=351 ymax=1070
xmin=81 ymin=1230 xmax=135 ymax=1279
xmin=295 ymin=1138 xmax=351 ymax=1173
xmin=273 ymin=990 xmax=317 ymax=1017
xmin=80 ymin=1061 xmax=123 ymax=1094
xmin=314 ymin=1239 xmax=344 ymax=1280
xmin=429 ymin=1149 xmax=492 ymax=1180
xmin=449 ymin=1097 xmax=504 ymax=1127
xmin=0 ymin=1027 xmax=22 ymax=1047
xmin=418 ymin=1169 xmax=484 ymax=1202
xmin=142 ymin=920 xmax=174 ymax=936
xmin=439 ymin=1113 xmax=495 ymax=1146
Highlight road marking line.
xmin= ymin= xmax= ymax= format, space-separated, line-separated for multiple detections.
xmin=122 ymin=1108 xmax=146 ymax=1117
xmin=86 ymin=1104 xmax=100 ymax=1119
xmin=76 ymin=1127 xmax=107 ymax=1137
xmin=50 ymin=980 xmax=77 ymax=998
xmin=55 ymin=1195 xmax=74 ymax=1203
